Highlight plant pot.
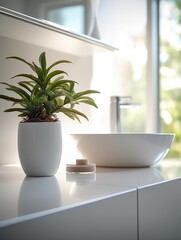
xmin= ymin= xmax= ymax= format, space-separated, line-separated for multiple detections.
xmin=18 ymin=121 xmax=62 ymax=177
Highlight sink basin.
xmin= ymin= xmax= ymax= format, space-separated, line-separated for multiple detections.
xmin=71 ymin=133 xmax=175 ymax=167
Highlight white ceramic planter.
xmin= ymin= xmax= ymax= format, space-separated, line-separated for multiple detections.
xmin=18 ymin=121 xmax=62 ymax=177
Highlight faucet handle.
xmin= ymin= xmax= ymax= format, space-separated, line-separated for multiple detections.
xmin=120 ymin=96 xmax=132 ymax=103
xmin=110 ymin=95 xmax=132 ymax=103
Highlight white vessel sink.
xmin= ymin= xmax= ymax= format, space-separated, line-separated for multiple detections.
xmin=71 ymin=133 xmax=175 ymax=167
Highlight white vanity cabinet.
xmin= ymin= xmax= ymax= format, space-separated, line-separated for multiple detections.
xmin=138 ymin=179 xmax=181 ymax=240
xmin=0 ymin=190 xmax=137 ymax=240
xmin=1 ymin=163 xmax=181 ymax=240
xmin=0 ymin=165 xmax=138 ymax=240
xmin=96 ymin=165 xmax=181 ymax=240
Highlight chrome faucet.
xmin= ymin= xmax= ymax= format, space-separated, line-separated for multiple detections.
xmin=110 ymin=96 xmax=140 ymax=133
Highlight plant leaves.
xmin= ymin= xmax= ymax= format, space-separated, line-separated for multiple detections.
xmin=39 ymin=52 xmax=47 ymax=76
xmin=4 ymin=107 xmax=26 ymax=113
xmin=45 ymin=70 xmax=68 ymax=87
xmin=18 ymin=82 xmax=33 ymax=92
xmin=47 ymin=60 xmax=72 ymax=73
xmin=1 ymin=52 xmax=100 ymax=122
xmin=0 ymin=94 xmax=22 ymax=103
xmin=6 ymin=56 xmax=35 ymax=72
xmin=73 ymin=96 xmax=98 ymax=108
xmin=58 ymin=107 xmax=89 ymax=121
xmin=0 ymin=82 xmax=31 ymax=101
xmin=73 ymin=90 xmax=100 ymax=100
xmin=11 ymin=73 xmax=43 ymax=88
xmin=48 ymin=79 xmax=77 ymax=91
xmin=32 ymin=62 xmax=44 ymax=82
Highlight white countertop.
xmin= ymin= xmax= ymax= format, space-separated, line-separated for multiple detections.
xmin=0 ymin=159 xmax=181 ymax=228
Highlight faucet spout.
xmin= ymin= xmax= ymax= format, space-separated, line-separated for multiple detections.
xmin=110 ymin=96 xmax=141 ymax=133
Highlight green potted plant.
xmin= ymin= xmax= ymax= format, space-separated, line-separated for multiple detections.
xmin=0 ymin=52 xmax=99 ymax=176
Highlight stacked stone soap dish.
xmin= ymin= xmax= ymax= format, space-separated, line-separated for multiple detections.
xmin=66 ymin=159 xmax=96 ymax=173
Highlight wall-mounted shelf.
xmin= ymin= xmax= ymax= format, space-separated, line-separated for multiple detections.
xmin=0 ymin=7 xmax=117 ymax=57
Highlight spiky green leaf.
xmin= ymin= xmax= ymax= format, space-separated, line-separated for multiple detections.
xmin=32 ymin=62 xmax=44 ymax=82
xmin=48 ymin=79 xmax=77 ymax=91
xmin=1 ymin=82 xmax=31 ymax=101
xmin=18 ymin=82 xmax=33 ymax=92
xmin=58 ymin=107 xmax=88 ymax=121
xmin=39 ymin=52 xmax=47 ymax=76
xmin=11 ymin=73 xmax=43 ymax=88
xmin=6 ymin=56 xmax=35 ymax=71
xmin=0 ymin=94 xmax=22 ymax=103
xmin=73 ymin=90 xmax=100 ymax=100
xmin=4 ymin=107 xmax=26 ymax=113
xmin=45 ymin=70 xmax=68 ymax=86
xmin=47 ymin=60 xmax=72 ymax=73
xmin=74 ymin=96 xmax=98 ymax=108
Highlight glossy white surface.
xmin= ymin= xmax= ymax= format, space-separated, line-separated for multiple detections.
xmin=0 ymin=165 xmax=134 ymax=227
xmin=71 ymin=133 xmax=175 ymax=167
xmin=18 ymin=122 xmax=62 ymax=176
xmin=0 ymin=159 xmax=181 ymax=228
xmin=138 ymin=178 xmax=181 ymax=240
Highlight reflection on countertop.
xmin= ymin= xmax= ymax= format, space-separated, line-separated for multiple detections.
xmin=18 ymin=176 xmax=61 ymax=216
xmin=0 ymin=158 xmax=181 ymax=227
xmin=0 ymin=164 xmax=132 ymax=227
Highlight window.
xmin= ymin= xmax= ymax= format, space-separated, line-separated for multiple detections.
xmin=160 ymin=0 xmax=181 ymax=158
xmin=98 ymin=0 xmax=147 ymax=133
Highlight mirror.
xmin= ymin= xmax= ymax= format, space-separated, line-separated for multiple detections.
xmin=0 ymin=0 xmax=101 ymax=39
xmin=0 ymin=0 xmax=146 ymax=48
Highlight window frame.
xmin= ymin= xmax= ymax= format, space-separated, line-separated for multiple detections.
xmin=146 ymin=0 xmax=160 ymax=132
